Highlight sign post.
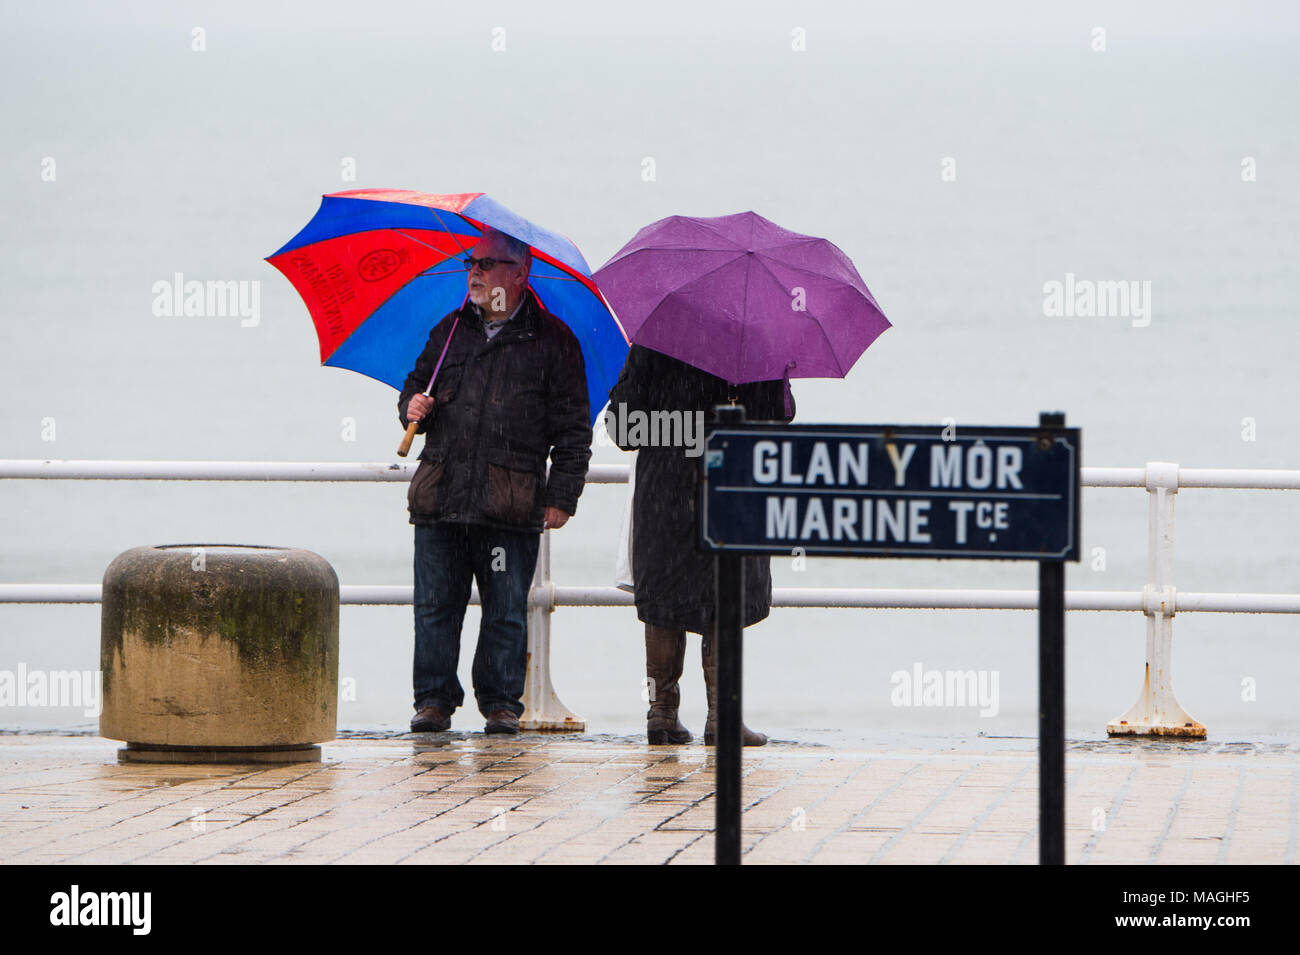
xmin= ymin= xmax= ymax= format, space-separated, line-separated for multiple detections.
xmin=713 ymin=404 xmax=746 ymax=866
xmin=700 ymin=411 xmax=1080 ymax=865
xmin=1037 ymin=411 xmax=1067 ymax=865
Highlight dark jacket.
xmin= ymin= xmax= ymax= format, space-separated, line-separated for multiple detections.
xmin=398 ymin=290 xmax=592 ymax=533
xmin=606 ymin=345 xmax=794 ymax=635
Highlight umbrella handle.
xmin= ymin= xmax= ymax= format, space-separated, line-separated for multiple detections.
xmin=396 ymin=420 xmax=420 ymax=458
xmin=398 ymin=312 xmax=461 ymax=458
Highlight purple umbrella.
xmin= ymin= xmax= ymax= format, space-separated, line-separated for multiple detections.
xmin=592 ymin=211 xmax=890 ymax=384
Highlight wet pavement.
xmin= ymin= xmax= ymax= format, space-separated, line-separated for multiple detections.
xmin=0 ymin=732 xmax=1295 ymax=864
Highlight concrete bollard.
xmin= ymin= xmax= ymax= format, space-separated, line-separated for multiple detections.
xmin=99 ymin=544 xmax=339 ymax=763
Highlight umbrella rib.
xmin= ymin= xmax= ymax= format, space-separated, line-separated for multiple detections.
xmin=691 ymin=217 xmax=747 ymax=250
xmin=602 ymin=244 xmax=736 ymax=280
xmin=750 ymin=255 xmax=849 ymax=378
xmin=754 ymin=235 xmax=822 ymax=252
xmin=737 ymin=251 xmax=752 ymax=388
xmin=312 ymin=230 xmax=467 ymax=362
xmin=393 ymin=229 xmax=468 ymax=265
xmin=753 ymin=244 xmax=865 ymax=291
xmin=739 ymin=216 xmax=758 ymax=385
xmin=754 ymin=250 xmax=876 ymax=302
xmin=413 ymin=269 xmax=584 ymax=282
xmin=421 ymin=209 xmax=476 ymax=256
xmin=399 ymin=226 xmax=588 ymax=284
xmin=617 ymin=241 xmax=736 ymax=253
xmin=636 ymin=255 xmax=744 ymax=343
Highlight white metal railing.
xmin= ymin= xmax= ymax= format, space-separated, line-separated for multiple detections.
xmin=3 ymin=459 xmax=1299 ymax=735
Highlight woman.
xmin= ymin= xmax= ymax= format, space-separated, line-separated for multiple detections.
xmin=607 ymin=344 xmax=795 ymax=745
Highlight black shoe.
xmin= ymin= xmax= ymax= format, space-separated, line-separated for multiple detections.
xmin=410 ymin=705 xmax=452 ymax=733
xmin=484 ymin=709 xmax=520 ymax=735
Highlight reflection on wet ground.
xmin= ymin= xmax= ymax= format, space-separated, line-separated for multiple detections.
xmin=1 ymin=732 xmax=1295 ymax=864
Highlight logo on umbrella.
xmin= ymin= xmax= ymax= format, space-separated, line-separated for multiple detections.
xmin=359 ymin=249 xmax=404 ymax=283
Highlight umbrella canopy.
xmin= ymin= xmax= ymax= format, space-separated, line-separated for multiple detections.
xmin=266 ymin=189 xmax=628 ymax=424
xmin=592 ymin=211 xmax=889 ymax=383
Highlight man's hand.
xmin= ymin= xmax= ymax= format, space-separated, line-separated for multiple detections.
xmin=406 ymin=394 xmax=434 ymax=422
xmin=544 ymin=506 xmax=571 ymax=530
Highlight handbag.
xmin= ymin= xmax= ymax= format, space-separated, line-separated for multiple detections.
xmin=615 ymin=451 xmax=637 ymax=593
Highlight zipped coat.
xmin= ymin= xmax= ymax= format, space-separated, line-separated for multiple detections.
xmin=398 ymin=290 xmax=592 ymax=533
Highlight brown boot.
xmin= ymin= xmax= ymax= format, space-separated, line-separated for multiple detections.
xmin=645 ymin=624 xmax=692 ymax=744
xmin=702 ymin=628 xmax=768 ymax=746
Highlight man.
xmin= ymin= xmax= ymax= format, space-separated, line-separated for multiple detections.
xmin=398 ymin=228 xmax=591 ymax=735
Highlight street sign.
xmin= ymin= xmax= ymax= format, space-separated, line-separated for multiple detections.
xmin=701 ymin=413 xmax=1080 ymax=867
xmin=699 ymin=424 xmax=1080 ymax=561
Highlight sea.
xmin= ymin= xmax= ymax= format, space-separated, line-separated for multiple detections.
xmin=1 ymin=1 xmax=1297 ymax=741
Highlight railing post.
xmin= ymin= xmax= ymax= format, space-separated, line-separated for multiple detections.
xmin=520 ymin=528 xmax=586 ymax=731
xmin=1107 ymin=461 xmax=1206 ymax=738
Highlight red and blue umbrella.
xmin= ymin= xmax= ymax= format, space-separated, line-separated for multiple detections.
xmin=266 ymin=189 xmax=628 ymax=425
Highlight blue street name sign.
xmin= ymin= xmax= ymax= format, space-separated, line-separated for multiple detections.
xmin=699 ymin=424 xmax=1081 ymax=560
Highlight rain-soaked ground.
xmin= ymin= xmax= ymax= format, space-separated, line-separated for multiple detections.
xmin=0 ymin=730 xmax=1295 ymax=864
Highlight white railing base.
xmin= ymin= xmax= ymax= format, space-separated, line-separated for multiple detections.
xmin=1107 ymin=614 xmax=1207 ymax=738
xmin=1106 ymin=466 xmax=1207 ymax=738
xmin=520 ymin=681 xmax=586 ymax=732
xmin=1107 ymin=680 xmax=1207 ymax=739
xmin=520 ymin=530 xmax=585 ymax=732
xmin=521 ymin=623 xmax=586 ymax=732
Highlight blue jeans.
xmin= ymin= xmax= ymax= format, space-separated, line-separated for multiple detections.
xmin=413 ymin=521 xmax=540 ymax=719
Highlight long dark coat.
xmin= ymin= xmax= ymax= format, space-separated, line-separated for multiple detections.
xmin=606 ymin=345 xmax=794 ymax=635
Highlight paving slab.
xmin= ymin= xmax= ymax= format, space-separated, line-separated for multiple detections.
xmin=1 ymin=733 xmax=1295 ymax=865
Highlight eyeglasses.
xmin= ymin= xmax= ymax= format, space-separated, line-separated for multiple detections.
xmin=463 ymin=256 xmax=517 ymax=272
